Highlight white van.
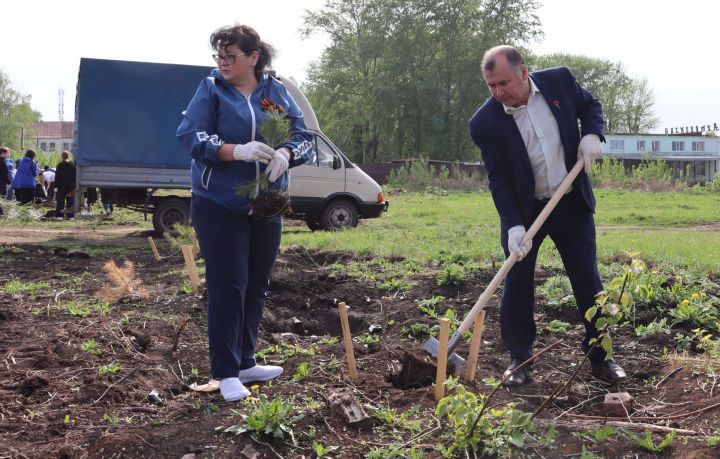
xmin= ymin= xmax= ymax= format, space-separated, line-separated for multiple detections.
xmin=280 ymin=76 xmax=389 ymax=230
xmin=74 ymin=59 xmax=387 ymax=233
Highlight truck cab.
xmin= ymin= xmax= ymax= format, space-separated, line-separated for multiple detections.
xmin=73 ymin=58 xmax=387 ymax=233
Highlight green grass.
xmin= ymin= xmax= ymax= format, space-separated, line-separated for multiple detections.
xmin=282 ymin=189 xmax=720 ymax=272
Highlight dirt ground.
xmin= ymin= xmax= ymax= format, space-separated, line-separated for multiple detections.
xmin=1 ymin=224 xmax=719 ymax=458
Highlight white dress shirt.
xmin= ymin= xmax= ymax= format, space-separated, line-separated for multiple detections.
xmin=504 ymin=77 xmax=568 ymax=199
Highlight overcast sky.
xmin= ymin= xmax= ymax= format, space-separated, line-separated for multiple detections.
xmin=1 ymin=0 xmax=716 ymax=133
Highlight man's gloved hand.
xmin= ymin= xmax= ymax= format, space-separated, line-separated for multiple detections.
xmin=508 ymin=225 xmax=532 ymax=261
xmin=267 ymin=148 xmax=290 ymax=182
xmin=232 ymin=141 xmax=274 ymax=163
xmin=577 ymin=134 xmax=602 ymax=173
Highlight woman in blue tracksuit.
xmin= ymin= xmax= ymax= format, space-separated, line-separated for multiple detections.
xmin=177 ymin=24 xmax=312 ymax=402
xmin=11 ymin=149 xmax=39 ymax=205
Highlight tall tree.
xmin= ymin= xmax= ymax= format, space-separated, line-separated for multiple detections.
xmin=530 ymin=54 xmax=657 ymax=133
xmin=302 ymin=0 xmax=543 ymax=162
xmin=0 ymin=70 xmax=41 ymax=151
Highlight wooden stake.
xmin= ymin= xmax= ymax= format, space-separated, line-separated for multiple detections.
xmin=191 ymin=231 xmax=200 ymax=258
xmin=147 ymin=236 xmax=161 ymax=260
xmin=338 ymin=302 xmax=358 ymax=381
xmin=181 ymin=245 xmax=200 ymax=294
xmin=435 ymin=318 xmax=451 ymax=402
xmin=464 ymin=310 xmax=486 ymax=382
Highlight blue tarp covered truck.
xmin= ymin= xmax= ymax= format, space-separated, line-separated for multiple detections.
xmin=74 ymin=58 xmax=387 ymax=233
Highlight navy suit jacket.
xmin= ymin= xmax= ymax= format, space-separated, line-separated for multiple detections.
xmin=468 ymin=66 xmax=604 ymax=231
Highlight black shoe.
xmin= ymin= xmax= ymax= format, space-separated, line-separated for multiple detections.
xmin=591 ymin=359 xmax=627 ymax=383
xmin=503 ymin=358 xmax=531 ymax=386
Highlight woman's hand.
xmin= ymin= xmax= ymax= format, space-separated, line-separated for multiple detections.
xmin=267 ymin=148 xmax=290 ymax=182
xmin=232 ymin=141 xmax=275 ymax=163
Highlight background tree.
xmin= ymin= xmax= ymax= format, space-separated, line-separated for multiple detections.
xmin=0 ymin=70 xmax=41 ymax=151
xmin=529 ymin=53 xmax=658 ymax=134
xmin=302 ymin=0 xmax=543 ymax=163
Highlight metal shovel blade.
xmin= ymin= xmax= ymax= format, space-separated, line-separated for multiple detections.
xmin=422 ymin=337 xmax=466 ymax=375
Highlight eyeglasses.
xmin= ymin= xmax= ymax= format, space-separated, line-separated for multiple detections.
xmin=212 ymin=50 xmax=254 ymax=66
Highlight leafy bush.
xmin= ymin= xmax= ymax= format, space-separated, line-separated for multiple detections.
xmin=387 ymin=159 xmax=487 ymax=191
xmin=435 ymin=378 xmax=533 ymax=457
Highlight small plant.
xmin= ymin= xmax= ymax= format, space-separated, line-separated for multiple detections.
xmin=221 ymin=395 xmax=301 ymax=442
xmin=373 ymin=406 xmax=422 ymax=433
xmin=366 ymin=445 xmax=425 ymax=459
xmin=292 ymin=362 xmax=311 ymax=381
xmin=635 ymin=318 xmax=671 ymax=337
xmin=406 ymin=322 xmax=432 ymax=337
xmin=627 ymin=429 xmax=676 ymax=453
xmin=255 ymin=343 xmax=317 ymax=364
xmin=377 ymin=276 xmax=414 ymax=292
xmin=80 ymin=339 xmax=102 ymax=356
xmin=573 ymin=425 xmax=615 ymax=444
xmin=436 ymin=263 xmax=466 ymax=286
xmin=2 ymin=279 xmax=50 ymax=295
xmin=546 ymin=320 xmax=570 ymax=334
xmin=539 ymin=275 xmax=575 ymax=310
xmin=705 ymin=430 xmax=720 ymax=448
xmin=66 ymin=301 xmax=93 ymax=318
xmin=313 ymin=441 xmax=339 ymax=458
xmin=98 ymin=362 xmax=121 ymax=376
xmin=355 ymin=332 xmax=380 ymax=346
xmin=319 ymin=335 xmax=339 ymax=345
xmin=417 ymin=296 xmax=445 ymax=319
xmin=162 ymin=223 xmax=195 ymax=252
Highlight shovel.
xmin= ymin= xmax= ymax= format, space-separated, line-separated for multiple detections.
xmin=424 ymin=158 xmax=585 ymax=372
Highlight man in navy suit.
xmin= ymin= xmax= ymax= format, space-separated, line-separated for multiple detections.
xmin=468 ymin=45 xmax=626 ymax=386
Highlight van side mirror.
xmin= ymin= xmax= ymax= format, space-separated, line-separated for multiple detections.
xmin=332 ymin=155 xmax=341 ymax=170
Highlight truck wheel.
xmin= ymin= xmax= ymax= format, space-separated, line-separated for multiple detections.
xmin=153 ymin=198 xmax=190 ymax=235
xmin=305 ymin=219 xmax=322 ymax=231
xmin=320 ymin=199 xmax=358 ymax=230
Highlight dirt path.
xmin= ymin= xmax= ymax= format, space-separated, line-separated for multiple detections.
xmin=0 ymin=225 xmax=150 ymax=244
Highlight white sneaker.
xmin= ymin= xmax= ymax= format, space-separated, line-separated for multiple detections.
xmin=53 ymin=217 xmax=64 ymax=221
xmin=237 ymin=365 xmax=284 ymax=383
xmin=219 ymin=378 xmax=250 ymax=402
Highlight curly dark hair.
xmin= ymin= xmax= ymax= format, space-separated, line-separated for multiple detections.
xmin=210 ymin=24 xmax=275 ymax=81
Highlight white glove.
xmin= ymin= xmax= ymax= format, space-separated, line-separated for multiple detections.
xmin=267 ymin=148 xmax=290 ymax=182
xmin=577 ymin=134 xmax=602 ymax=173
xmin=508 ymin=225 xmax=532 ymax=261
xmin=232 ymin=141 xmax=274 ymax=163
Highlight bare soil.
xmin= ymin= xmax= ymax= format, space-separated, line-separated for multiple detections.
xmin=0 ymin=225 xmax=719 ymax=458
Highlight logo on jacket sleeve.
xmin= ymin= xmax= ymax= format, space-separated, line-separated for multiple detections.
xmin=292 ymin=140 xmax=312 ymax=160
xmin=196 ymin=131 xmax=223 ymax=146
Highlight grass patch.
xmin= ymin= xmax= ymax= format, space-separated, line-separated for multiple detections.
xmin=283 ymin=190 xmax=720 ymax=272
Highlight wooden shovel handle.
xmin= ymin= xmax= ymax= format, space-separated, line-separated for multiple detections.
xmin=450 ymin=158 xmax=585 ymax=347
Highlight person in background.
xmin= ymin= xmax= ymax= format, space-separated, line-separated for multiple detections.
xmin=468 ymin=45 xmax=626 ymax=386
xmin=42 ymin=165 xmax=56 ymax=201
xmin=100 ymin=188 xmax=114 ymax=215
xmin=0 ymin=149 xmax=8 ymax=215
xmin=11 ymin=149 xmax=38 ymax=205
xmin=54 ymin=151 xmax=76 ymax=221
xmin=177 ymin=24 xmax=313 ymax=402
xmin=1 ymin=147 xmax=13 ymax=200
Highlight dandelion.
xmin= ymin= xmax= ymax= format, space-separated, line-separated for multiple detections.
xmin=701 ymin=292 xmax=707 ymax=298
xmin=681 ymin=299 xmax=690 ymax=305
xmin=250 ymin=384 xmax=260 ymax=392
xmin=692 ymin=293 xmax=699 ymax=299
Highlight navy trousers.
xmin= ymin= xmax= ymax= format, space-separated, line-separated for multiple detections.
xmin=191 ymin=194 xmax=282 ymax=379
xmin=499 ymin=191 xmax=605 ymax=362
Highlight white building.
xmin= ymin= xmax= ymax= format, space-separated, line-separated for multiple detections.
xmin=603 ymin=134 xmax=720 ymax=183
xmin=27 ymin=121 xmax=75 ymax=153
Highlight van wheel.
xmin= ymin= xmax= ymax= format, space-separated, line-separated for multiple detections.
xmin=320 ymin=199 xmax=358 ymax=230
xmin=153 ymin=198 xmax=190 ymax=235
xmin=305 ymin=219 xmax=322 ymax=231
